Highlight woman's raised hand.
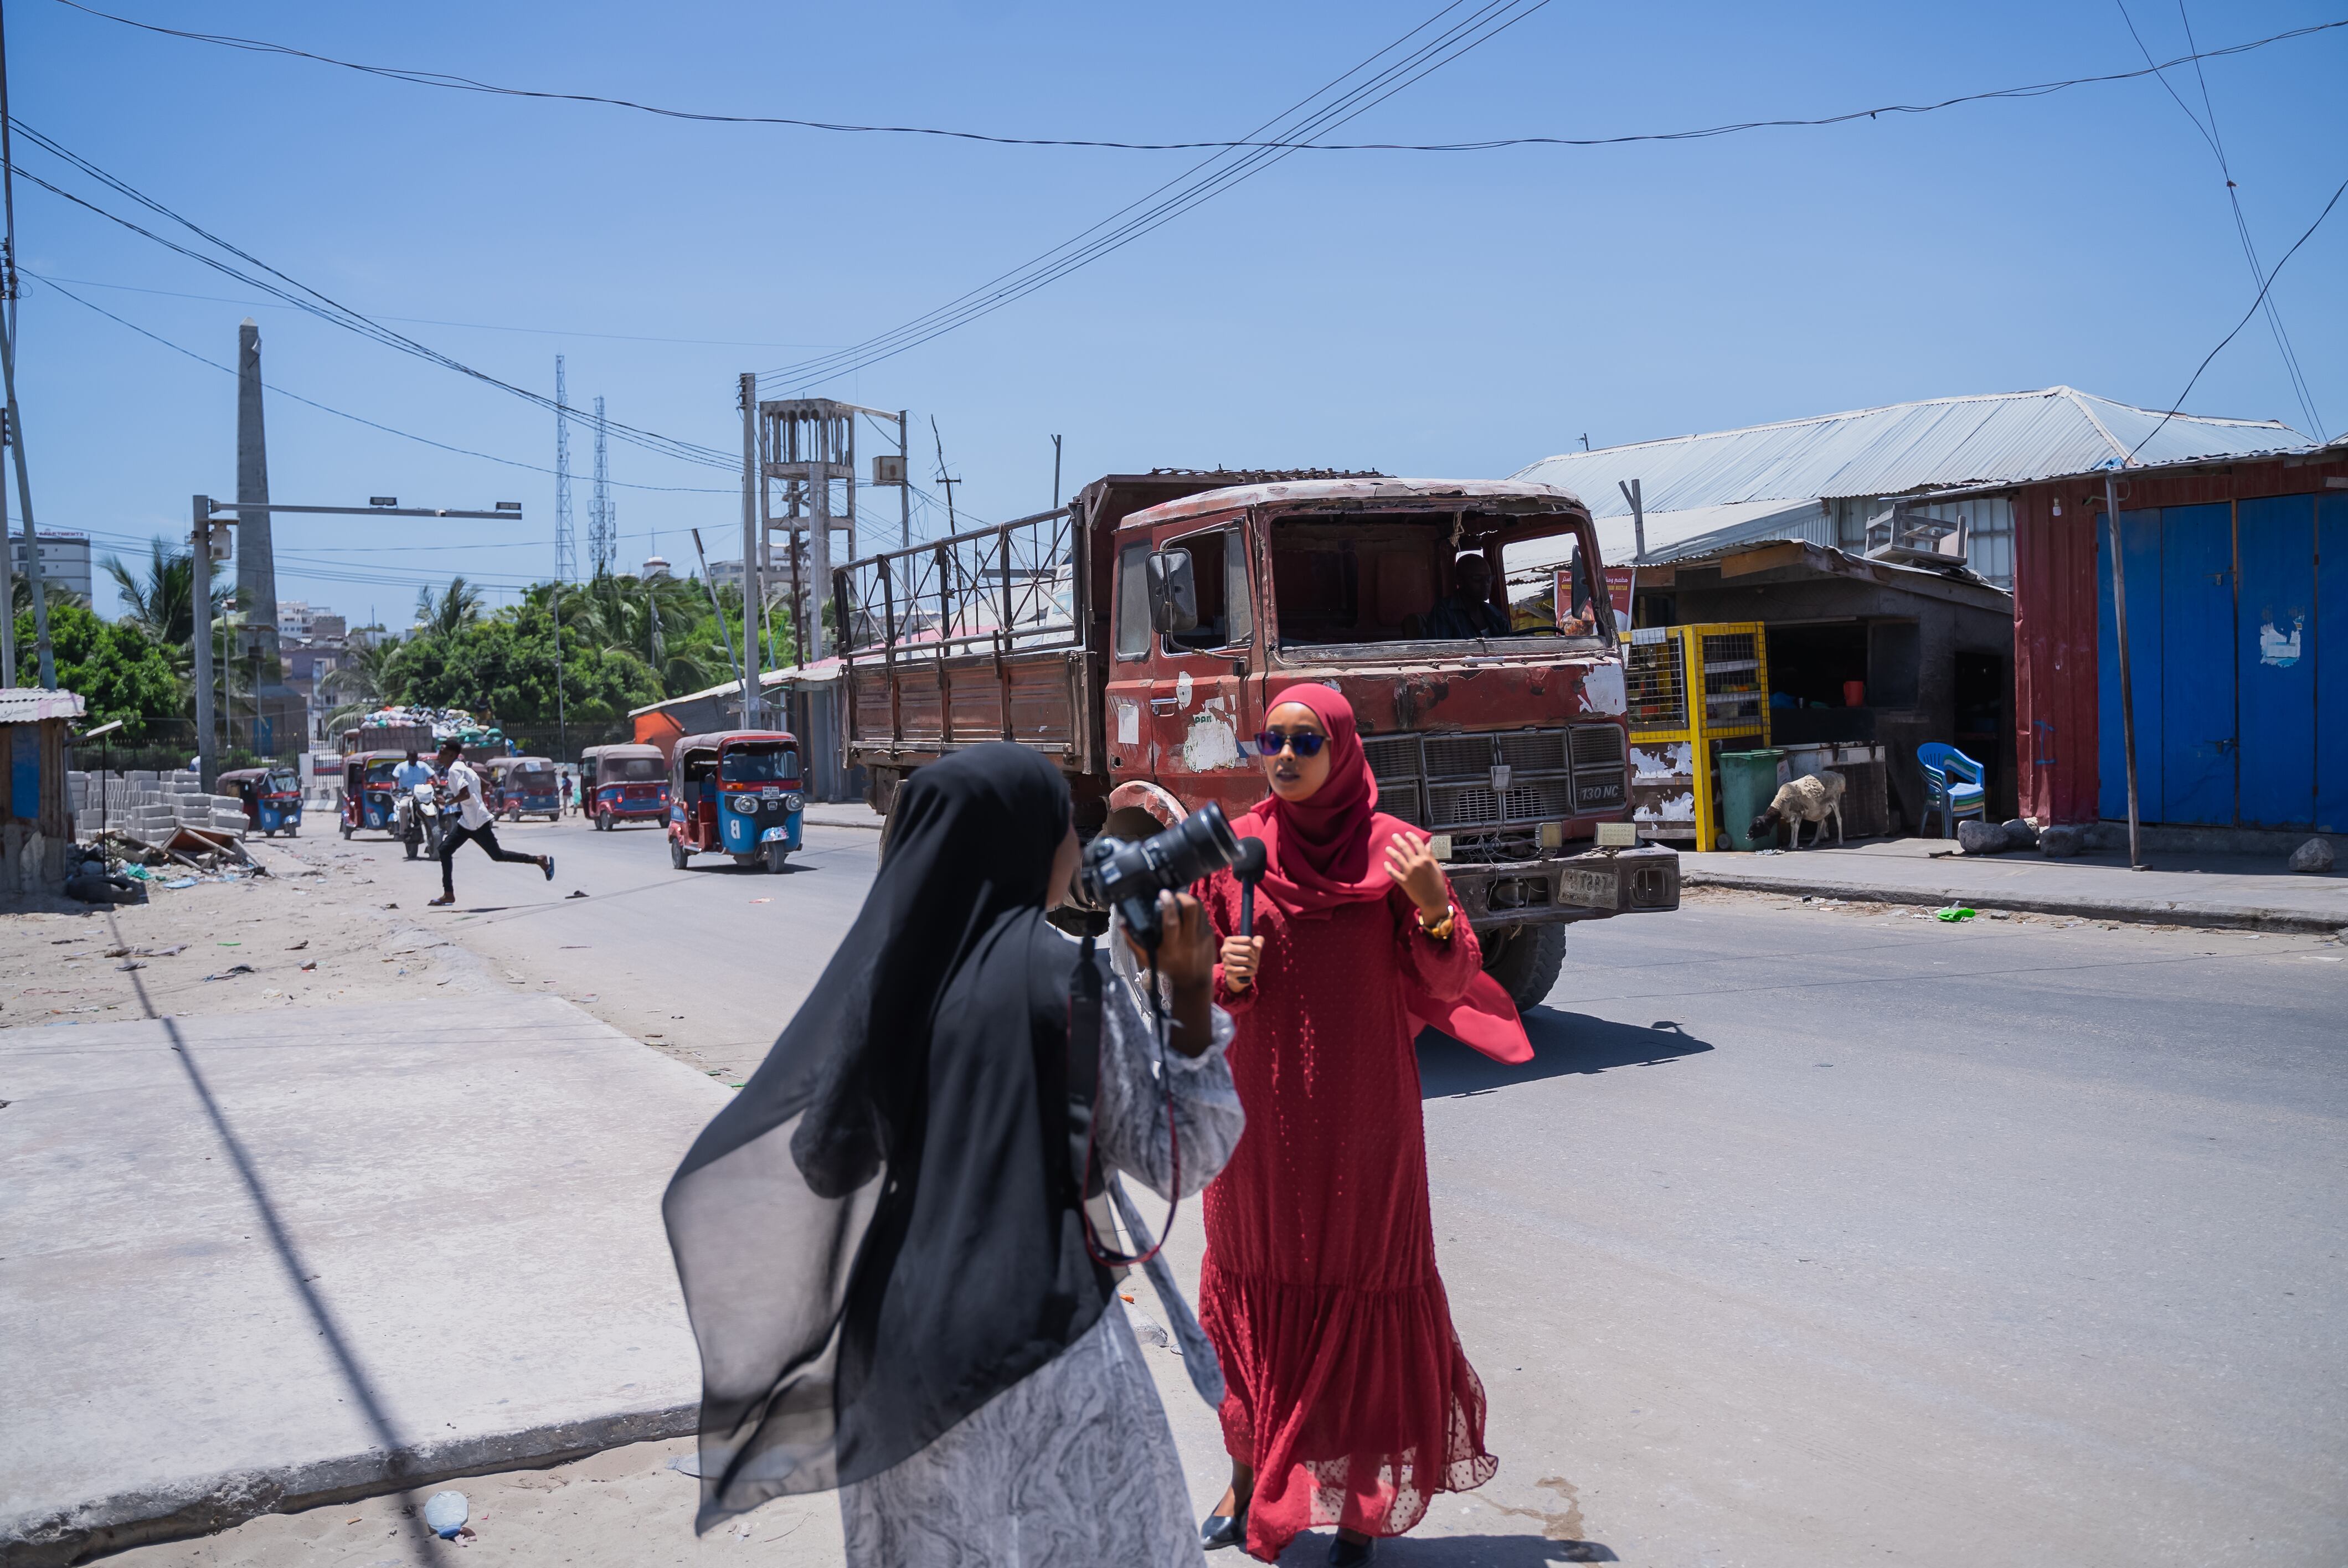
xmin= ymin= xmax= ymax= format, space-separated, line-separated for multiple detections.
xmin=1144 ymin=891 xmax=1217 ymax=993
xmin=1219 ymin=933 xmax=1264 ymax=990
xmin=1382 ymin=831 xmax=1451 ymax=920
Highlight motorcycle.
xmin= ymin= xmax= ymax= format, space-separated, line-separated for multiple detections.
xmin=395 ymin=781 xmax=446 ymax=861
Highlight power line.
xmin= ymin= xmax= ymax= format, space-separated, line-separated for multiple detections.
xmin=34 ymin=271 xmax=837 ymax=350
xmin=25 ymin=269 xmax=733 ymax=492
xmin=2112 ymin=2 xmax=2324 ymax=437
xmin=761 ymin=0 xmax=1557 ymax=394
xmin=2131 ymin=172 xmax=2347 ymax=458
xmin=6 ymin=117 xmax=737 ymax=471
xmin=54 ymin=0 xmax=2346 ymax=156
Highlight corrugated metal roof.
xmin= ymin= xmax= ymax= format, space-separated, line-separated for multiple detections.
xmin=0 ymin=687 xmax=87 ymax=723
xmin=1511 ymin=388 xmax=2306 ymax=519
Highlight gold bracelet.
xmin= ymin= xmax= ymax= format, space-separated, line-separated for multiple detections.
xmin=1416 ymin=904 xmax=1455 ymax=941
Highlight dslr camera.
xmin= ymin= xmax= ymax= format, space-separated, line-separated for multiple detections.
xmin=1076 ymin=801 xmax=1242 ymax=948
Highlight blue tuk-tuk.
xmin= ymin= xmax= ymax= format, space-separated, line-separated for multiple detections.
xmin=667 ymin=730 xmax=804 ymax=873
xmin=339 ymin=750 xmax=410 ymax=838
xmin=219 ymin=765 xmax=305 ymax=837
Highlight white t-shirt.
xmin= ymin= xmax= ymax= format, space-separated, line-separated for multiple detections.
xmin=444 ymin=759 xmax=493 ymax=831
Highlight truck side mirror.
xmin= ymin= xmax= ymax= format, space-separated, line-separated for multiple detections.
xmin=1147 ymin=548 xmax=1199 ymax=635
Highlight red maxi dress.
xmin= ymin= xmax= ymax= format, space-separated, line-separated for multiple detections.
xmin=1193 ymin=683 xmax=1513 ymax=1560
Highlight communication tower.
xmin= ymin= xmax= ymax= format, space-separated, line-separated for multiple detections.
xmin=553 ymin=356 xmax=576 ymax=584
xmin=589 ymin=395 xmax=615 ymax=576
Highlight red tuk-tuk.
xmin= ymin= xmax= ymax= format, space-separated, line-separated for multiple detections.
xmin=667 ymin=730 xmax=805 ymax=873
xmin=217 ymin=765 xmax=305 ymax=837
xmin=486 ymin=755 xmax=562 ymax=821
xmin=580 ymin=742 xmax=670 ymax=829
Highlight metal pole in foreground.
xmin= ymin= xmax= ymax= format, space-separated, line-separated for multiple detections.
xmin=0 ymin=307 xmax=53 ymax=687
xmin=737 ymin=373 xmax=760 ymax=728
xmin=192 ymin=496 xmax=217 ymax=787
xmin=898 ymin=410 xmax=910 ymax=549
xmin=0 ymin=408 xmax=14 ymax=687
xmin=2104 ymin=474 xmax=2143 ymax=871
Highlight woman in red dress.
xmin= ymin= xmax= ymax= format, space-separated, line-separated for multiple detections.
xmin=1194 ymin=684 xmax=1526 ymax=1565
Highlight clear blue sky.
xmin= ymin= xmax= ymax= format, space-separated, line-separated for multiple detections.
xmin=14 ymin=0 xmax=2345 ymax=623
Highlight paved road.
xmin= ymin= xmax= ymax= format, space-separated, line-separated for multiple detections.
xmin=279 ymin=821 xmax=2348 ymax=1565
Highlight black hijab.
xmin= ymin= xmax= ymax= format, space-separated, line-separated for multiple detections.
xmin=662 ymin=744 xmax=1107 ymax=1529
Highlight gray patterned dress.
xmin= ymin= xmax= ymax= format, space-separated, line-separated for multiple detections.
xmin=838 ymin=978 xmax=1243 ymax=1568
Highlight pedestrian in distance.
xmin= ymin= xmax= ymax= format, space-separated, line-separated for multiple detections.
xmin=665 ymin=743 xmax=1245 ymax=1568
xmin=1193 ymin=684 xmax=1527 ymax=1565
xmin=426 ymin=739 xmax=552 ymax=907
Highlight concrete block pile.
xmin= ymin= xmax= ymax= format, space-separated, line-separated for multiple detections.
xmin=66 ymin=770 xmax=248 ymax=840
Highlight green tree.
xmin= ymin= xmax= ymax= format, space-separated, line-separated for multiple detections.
xmin=413 ymin=577 xmax=485 ymax=641
xmin=101 ymin=537 xmax=233 ymax=674
xmin=386 ymin=594 xmax=660 ymax=724
xmin=14 ymin=601 xmax=180 ymax=741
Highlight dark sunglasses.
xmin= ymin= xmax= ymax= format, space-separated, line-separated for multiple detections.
xmin=1252 ymin=729 xmax=1326 ymax=758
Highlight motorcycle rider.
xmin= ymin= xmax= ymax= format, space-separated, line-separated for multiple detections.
xmin=393 ymin=750 xmax=438 ymax=855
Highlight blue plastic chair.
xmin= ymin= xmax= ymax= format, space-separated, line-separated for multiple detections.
xmin=1917 ymin=742 xmax=1987 ymax=838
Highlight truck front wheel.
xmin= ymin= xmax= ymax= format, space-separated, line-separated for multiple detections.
xmin=1481 ymin=922 xmax=1568 ymax=1013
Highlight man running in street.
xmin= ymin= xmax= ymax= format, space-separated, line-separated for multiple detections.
xmin=428 ymin=739 xmax=552 ymax=906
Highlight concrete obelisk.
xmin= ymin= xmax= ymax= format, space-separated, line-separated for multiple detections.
xmin=234 ymin=318 xmax=294 ymax=755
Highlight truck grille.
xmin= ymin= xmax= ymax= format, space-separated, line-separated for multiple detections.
xmin=1363 ymin=724 xmax=1626 ymax=830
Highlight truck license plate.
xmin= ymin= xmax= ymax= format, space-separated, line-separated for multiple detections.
xmin=1559 ymin=867 xmax=1620 ymax=910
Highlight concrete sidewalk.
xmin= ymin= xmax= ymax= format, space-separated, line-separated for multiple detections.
xmin=0 ymin=995 xmax=729 ymax=1566
xmin=1680 ymin=833 xmax=2348 ymax=933
xmin=800 ymin=801 xmax=883 ymax=832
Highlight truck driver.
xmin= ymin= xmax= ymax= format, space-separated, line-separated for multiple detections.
xmin=1420 ymin=550 xmax=1515 ymax=640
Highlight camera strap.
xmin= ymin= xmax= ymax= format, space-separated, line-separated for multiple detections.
xmin=1067 ymin=930 xmax=1181 ymax=1271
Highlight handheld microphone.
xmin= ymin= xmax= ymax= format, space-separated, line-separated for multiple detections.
xmin=1233 ymin=838 xmax=1268 ymax=938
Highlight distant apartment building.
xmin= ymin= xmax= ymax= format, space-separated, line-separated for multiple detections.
xmin=278 ymin=600 xmax=321 ymax=638
xmin=8 ymin=530 xmax=92 ymax=601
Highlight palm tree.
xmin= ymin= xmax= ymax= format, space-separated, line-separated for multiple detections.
xmin=414 ymin=577 xmax=485 ymax=641
xmin=103 ymin=537 xmax=226 ymax=661
xmin=318 ymin=635 xmax=403 ymax=730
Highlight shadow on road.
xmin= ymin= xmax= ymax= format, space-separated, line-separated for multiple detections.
xmin=1419 ymin=1010 xmax=1712 ymax=1098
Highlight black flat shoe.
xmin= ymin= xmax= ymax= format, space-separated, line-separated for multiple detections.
xmin=1329 ymin=1536 xmax=1376 ymax=1566
xmin=1200 ymin=1505 xmax=1247 ymax=1551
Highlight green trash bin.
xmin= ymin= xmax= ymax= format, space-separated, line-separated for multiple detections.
xmin=1717 ymin=747 xmax=1786 ymax=852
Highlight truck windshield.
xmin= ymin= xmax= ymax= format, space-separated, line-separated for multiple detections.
xmin=605 ymin=756 xmax=664 ymax=782
xmin=722 ymin=745 xmax=799 ymax=783
xmin=364 ymin=760 xmax=401 ymax=786
xmin=1268 ymin=512 xmax=1605 ymax=650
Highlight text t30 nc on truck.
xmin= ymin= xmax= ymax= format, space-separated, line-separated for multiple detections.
xmin=834 ymin=470 xmax=1680 ymax=1009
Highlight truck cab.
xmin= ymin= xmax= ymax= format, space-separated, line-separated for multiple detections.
xmin=837 ymin=471 xmax=1678 ymax=1010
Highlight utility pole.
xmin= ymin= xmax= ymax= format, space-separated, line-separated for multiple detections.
xmin=0 ymin=0 xmax=52 ymax=690
xmin=931 ymin=416 xmax=959 ymax=532
xmin=2104 ymin=473 xmax=2144 ymax=871
xmin=193 ymin=497 xmax=217 ymax=783
xmin=738 ymin=373 xmax=760 ymax=726
xmin=1052 ymin=434 xmax=1063 ymax=509
xmin=1618 ymin=477 xmax=1645 ymax=636
xmin=898 ymin=409 xmax=911 ymax=549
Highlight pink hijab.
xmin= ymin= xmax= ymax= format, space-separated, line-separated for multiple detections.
xmin=1239 ymin=684 xmax=1532 ymax=1065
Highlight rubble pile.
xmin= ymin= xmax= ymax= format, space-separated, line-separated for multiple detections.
xmin=67 ymin=769 xmax=247 ymax=840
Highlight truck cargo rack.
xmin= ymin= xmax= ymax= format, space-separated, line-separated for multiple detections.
xmin=835 ymin=506 xmax=1095 ymax=766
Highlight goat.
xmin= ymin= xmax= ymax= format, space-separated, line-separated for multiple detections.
xmin=1749 ymin=770 xmax=1846 ymax=849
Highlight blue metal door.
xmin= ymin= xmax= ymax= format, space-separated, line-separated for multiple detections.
xmin=2157 ymin=503 xmax=2236 ymax=824
xmin=2097 ymin=506 xmax=2166 ymax=822
xmin=2320 ymin=494 xmax=2348 ymax=832
xmin=2237 ymin=496 xmax=2316 ymax=828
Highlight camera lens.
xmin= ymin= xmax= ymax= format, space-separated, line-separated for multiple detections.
xmin=1075 ymin=801 xmax=1243 ymax=945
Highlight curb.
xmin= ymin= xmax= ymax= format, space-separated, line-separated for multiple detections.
xmin=1 ymin=1401 xmax=698 ymax=1567
xmin=1682 ymin=870 xmax=2348 ymax=936
xmin=802 ymin=812 xmax=883 ymax=833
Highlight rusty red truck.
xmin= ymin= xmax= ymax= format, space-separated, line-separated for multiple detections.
xmin=833 ymin=470 xmax=1679 ymax=1008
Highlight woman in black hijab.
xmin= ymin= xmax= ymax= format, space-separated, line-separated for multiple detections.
xmin=665 ymin=743 xmax=1243 ymax=1566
